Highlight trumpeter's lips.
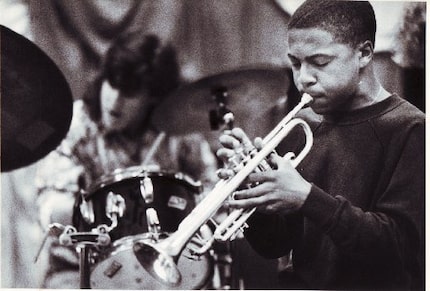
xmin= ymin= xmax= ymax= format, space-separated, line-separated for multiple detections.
xmin=304 ymin=91 xmax=323 ymax=99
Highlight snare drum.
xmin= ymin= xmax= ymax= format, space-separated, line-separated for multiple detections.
xmin=73 ymin=166 xmax=213 ymax=289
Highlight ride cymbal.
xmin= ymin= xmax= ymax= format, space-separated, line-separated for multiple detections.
xmin=151 ymin=65 xmax=291 ymax=146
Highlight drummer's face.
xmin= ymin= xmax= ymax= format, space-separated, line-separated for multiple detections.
xmin=100 ymin=80 xmax=151 ymax=132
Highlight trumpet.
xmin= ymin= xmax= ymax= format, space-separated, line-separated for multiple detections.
xmin=133 ymin=93 xmax=314 ymax=286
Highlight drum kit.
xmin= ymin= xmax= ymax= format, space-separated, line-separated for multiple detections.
xmin=2 ymin=25 xmax=294 ymax=289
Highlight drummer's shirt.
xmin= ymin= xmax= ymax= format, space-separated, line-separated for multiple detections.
xmin=34 ymin=100 xmax=219 ymax=287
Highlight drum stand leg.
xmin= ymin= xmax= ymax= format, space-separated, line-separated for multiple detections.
xmin=213 ymin=240 xmax=242 ymax=290
xmin=78 ymin=244 xmax=91 ymax=289
xmin=230 ymin=240 xmax=245 ymax=290
xmin=57 ymin=226 xmax=111 ymax=289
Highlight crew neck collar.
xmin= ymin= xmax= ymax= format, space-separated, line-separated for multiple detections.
xmin=322 ymin=94 xmax=404 ymax=125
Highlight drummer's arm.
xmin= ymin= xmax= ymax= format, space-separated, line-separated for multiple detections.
xmin=36 ymin=100 xmax=94 ymax=228
xmin=35 ymin=148 xmax=84 ymax=228
xmin=177 ymin=133 xmax=219 ymax=201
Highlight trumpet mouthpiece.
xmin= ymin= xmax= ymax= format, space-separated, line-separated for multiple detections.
xmin=302 ymin=93 xmax=313 ymax=104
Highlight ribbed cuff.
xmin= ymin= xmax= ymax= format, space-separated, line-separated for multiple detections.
xmin=301 ymin=184 xmax=339 ymax=230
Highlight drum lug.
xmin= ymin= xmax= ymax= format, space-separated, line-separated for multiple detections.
xmin=80 ymin=199 xmax=95 ymax=224
xmin=105 ymin=192 xmax=126 ymax=232
xmin=140 ymin=176 xmax=154 ymax=203
xmin=106 ymin=192 xmax=126 ymax=219
xmin=146 ymin=208 xmax=162 ymax=236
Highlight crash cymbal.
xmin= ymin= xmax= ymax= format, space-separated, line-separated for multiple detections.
xmin=1 ymin=25 xmax=73 ymax=172
xmin=151 ymin=65 xmax=292 ymax=147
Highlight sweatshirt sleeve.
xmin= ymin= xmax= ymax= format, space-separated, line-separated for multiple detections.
xmin=301 ymin=122 xmax=424 ymax=266
xmin=244 ymin=211 xmax=303 ymax=259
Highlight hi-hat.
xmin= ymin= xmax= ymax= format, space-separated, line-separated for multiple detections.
xmin=1 ymin=25 xmax=73 ymax=172
xmin=151 ymin=65 xmax=291 ymax=147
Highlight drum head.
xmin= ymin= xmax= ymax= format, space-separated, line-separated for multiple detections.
xmin=90 ymin=234 xmax=213 ymax=289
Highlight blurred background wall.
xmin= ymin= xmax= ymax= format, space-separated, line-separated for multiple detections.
xmin=1 ymin=0 xmax=425 ymax=288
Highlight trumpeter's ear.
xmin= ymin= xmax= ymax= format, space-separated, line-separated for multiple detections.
xmin=358 ymin=40 xmax=374 ymax=68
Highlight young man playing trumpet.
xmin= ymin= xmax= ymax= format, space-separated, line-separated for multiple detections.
xmin=217 ymin=1 xmax=424 ymax=290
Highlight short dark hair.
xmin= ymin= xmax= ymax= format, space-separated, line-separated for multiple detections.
xmin=288 ymin=0 xmax=377 ymax=48
xmin=83 ymin=31 xmax=180 ymax=121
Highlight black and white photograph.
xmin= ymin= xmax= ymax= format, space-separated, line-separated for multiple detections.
xmin=1 ymin=0 xmax=426 ymax=290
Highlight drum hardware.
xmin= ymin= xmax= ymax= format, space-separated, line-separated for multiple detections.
xmin=140 ymin=175 xmax=154 ymax=203
xmin=132 ymin=94 xmax=314 ymax=286
xmin=211 ymin=250 xmax=234 ymax=290
xmin=57 ymin=225 xmax=112 ymax=289
xmin=80 ymin=198 xmax=95 ymax=224
xmin=34 ymin=223 xmax=112 ymax=262
xmin=209 ymin=86 xmax=235 ymax=131
xmin=146 ymin=208 xmax=162 ymax=237
xmin=105 ymin=191 xmax=126 ymax=231
xmin=58 ymin=225 xmax=111 ymax=248
xmin=34 ymin=222 xmax=112 ymax=288
xmin=34 ymin=222 xmax=67 ymax=263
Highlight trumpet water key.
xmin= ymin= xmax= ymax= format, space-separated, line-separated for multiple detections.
xmin=133 ymin=93 xmax=314 ymax=286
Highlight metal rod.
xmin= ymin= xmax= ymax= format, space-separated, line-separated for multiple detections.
xmin=79 ymin=245 xmax=91 ymax=289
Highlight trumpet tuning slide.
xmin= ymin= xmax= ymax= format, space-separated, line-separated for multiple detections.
xmin=133 ymin=241 xmax=182 ymax=286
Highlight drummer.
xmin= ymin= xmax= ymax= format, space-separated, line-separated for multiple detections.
xmin=35 ymin=30 xmax=218 ymax=289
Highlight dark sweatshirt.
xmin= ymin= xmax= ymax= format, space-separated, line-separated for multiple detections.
xmin=245 ymin=94 xmax=425 ymax=290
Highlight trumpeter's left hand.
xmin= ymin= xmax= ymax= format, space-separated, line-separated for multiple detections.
xmin=217 ymin=128 xmax=312 ymax=215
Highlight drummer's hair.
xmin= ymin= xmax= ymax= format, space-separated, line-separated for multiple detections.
xmin=288 ymin=0 xmax=376 ymax=48
xmin=83 ymin=31 xmax=180 ymax=121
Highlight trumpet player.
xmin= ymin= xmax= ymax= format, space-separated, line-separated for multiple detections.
xmin=217 ymin=1 xmax=424 ymax=290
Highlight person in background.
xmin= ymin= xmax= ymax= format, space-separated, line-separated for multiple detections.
xmin=393 ymin=2 xmax=426 ymax=112
xmin=35 ymin=30 xmax=218 ymax=288
xmin=217 ymin=1 xmax=424 ymax=290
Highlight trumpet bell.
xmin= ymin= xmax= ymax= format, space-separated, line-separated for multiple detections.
xmin=133 ymin=241 xmax=181 ymax=286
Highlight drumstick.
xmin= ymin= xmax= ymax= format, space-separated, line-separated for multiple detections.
xmin=142 ymin=131 xmax=166 ymax=166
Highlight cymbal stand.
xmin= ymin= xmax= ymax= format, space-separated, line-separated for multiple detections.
xmin=208 ymin=86 xmax=245 ymax=289
xmin=209 ymin=86 xmax=235 ymax=131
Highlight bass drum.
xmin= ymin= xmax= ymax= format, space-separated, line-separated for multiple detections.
xmin=73 ymin=166 xmax=213 ymax=289
xmin=90 ymin=233 xmax=213 ymax=289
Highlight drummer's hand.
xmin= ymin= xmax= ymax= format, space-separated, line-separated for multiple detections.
xmin=39 ymin=192 xmax=75 ymax=228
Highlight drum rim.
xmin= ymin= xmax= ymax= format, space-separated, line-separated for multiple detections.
xmin=83 ymin=166 xmax=202 ymax=199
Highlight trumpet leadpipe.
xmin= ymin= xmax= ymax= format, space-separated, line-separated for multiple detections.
xmin=264 ymin=93 xmax=313 ymax=144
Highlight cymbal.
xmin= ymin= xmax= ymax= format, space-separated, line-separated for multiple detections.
xmin=1 ymin=25 xmax=73 ymax=172
xmin=151 ymin=65 xmax=292 ymax=148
